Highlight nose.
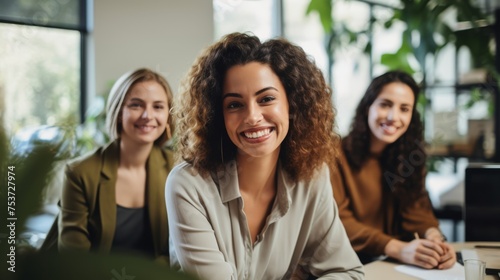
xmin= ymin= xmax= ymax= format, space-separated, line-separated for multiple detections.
xmin=141 ymin=106 xmax=153 ymax=119
xmin=244 ymin=103 xmax=262 ymax=125
xmin=387 ymin=107 xmax=398 ymax=121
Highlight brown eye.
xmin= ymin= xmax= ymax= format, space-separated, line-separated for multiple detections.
xmin=227 ymin=102 xmax=242 ymax=109
xmin=260 ymin=96 xmax=276 ymax=103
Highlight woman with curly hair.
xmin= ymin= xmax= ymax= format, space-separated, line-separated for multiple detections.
xmin=166 ymin=32 xmax=363 ymax=279
xmin=330 ymin=70 xmax=456 ymax=269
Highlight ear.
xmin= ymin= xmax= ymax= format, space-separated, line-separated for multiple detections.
xmin=165 ymin=125 xmax=172 ymax=140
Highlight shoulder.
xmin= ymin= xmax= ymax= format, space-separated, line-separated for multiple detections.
xmin=291 ymin=164 xmax=333 ymax=198
xmin=150 ymin=145 xmax=175 ymax=171
xmin=332 ymin=146 xmax=357 ymax=176
xmin=65 ymin=141 xmax=119 ymax=178
xmin=166 ymin=161 xmax=207 ymax=188
xmin=336 ymin=144 xmax=350 ymax=166
xmin=165 ymin=161 xmax=214 ymax=201
xmin=312 ymin=164 xmax=331 ymax=185
xmin=286 ymin=164 xmax=335 ymax=214
xmin=313 ymin=164 xmax=333 ymax=195
xmin=66 ymin=145 xmax=107 ymax=174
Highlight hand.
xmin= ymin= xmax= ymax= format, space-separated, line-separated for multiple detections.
xmin=424 ymin=227 xmax=456 ymax=269
xmin=402 ymin=239 xmax=446 ymax=268
xmin=385 ymin=239 xmax=444 ymax=269
xmin=436 ymin=242 xmax=456 ymax=269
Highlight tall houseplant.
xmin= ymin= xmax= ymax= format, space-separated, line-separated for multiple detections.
xmin=307 ymin=0 xmax=492 ymax=79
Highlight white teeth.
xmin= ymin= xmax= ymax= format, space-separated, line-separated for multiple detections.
xmin=137 ymin=125 xmax=154 ymax=132
xmin=244 ymin=128 xmax=271 ymax=139
xmin=381 ymin=124 xmax=397 ymax=134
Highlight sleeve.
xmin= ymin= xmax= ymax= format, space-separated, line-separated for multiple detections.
xmin=329 ymin=158 xmax=393 ymax=256
xmin=308 ymin=166 xmax=365 ymax=279
xmin=400 ymin=175 xmax=440 ymax=238
xmin=165 ymin=166 xmax=235 ymax=280
xmin=58 ymin=164 xmax=91 ymax=252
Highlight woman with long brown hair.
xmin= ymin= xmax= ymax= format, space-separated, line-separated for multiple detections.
xmin=330 ymin=70 xmax=456 ymax=269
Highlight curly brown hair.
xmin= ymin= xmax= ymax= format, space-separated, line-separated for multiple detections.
xmin=343 ymin=70 xmax=426 ymax=196
xmin=174 ymin=32 xmax=339 ymax=182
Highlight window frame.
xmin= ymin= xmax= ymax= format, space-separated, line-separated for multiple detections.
xmin=0 ymin=0 xmax=91 ymax=123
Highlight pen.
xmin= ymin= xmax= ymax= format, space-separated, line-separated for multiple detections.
xmin=474 ymin=245 xmax=500 ymax=249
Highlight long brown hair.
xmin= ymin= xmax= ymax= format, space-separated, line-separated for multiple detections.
xmin=343 ymin=70 xmax=426 ymax=195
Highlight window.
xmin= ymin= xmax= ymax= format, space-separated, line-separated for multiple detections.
xmin=0 ymin=0 xmax=89 ymax=135
xmin=213 ymin=0 xmax=280 ymax=41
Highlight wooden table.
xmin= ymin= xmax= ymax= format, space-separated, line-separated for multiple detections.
xmin=364 ymin=242 xmax=500 ymax=280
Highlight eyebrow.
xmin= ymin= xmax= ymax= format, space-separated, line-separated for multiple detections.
xmin=127 ymin=97 xmax=166 ymax=103
xmin=378 ymin=98 xmax=413 ymax=107
xmin=223 ymin=86 xmax=278 ymax=100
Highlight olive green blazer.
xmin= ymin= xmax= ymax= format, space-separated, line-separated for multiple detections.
xmin=56 ymin=140 xmax=173 ymax=263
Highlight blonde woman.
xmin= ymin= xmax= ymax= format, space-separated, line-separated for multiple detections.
xmin=57 ymin=68 xmax=174 ymax=263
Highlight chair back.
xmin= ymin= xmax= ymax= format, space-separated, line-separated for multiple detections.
xmin=464 ymin=163 xmax=500 ymax=241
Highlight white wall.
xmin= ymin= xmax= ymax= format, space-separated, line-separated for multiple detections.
xmin=92 ymin=0 xmax=214 ymax=98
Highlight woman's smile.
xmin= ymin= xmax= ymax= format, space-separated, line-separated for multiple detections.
xmin=222 ymin=62 xmax=289 ymax=158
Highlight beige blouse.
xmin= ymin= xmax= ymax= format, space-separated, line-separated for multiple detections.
xmin=166 ymin=161 xmax=364 ymax=280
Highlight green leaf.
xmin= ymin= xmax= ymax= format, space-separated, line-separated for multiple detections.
xmin=306 ymin=0 xmax=332 ymax=33
xmin=380 ymin=52 xmax=415 ymax=74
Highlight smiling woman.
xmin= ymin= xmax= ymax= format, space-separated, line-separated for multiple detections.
xmin=329 ymin=70 xmax=457 ymax=269
xmin=166 ymin=32 xmax=364 ymax=280
xmin=42 ymin=68 xmax=175 ymax=265
xmin=119 ymin=80 xmax=170 ymax=146
xmin=367 ymin=81 xmax=415 ymax=154
xmin=222 ymin=62 xmax=290 ymax=160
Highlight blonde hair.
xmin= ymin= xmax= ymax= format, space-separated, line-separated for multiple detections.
xmin=105 ymin=68 xmax=174 ymax=146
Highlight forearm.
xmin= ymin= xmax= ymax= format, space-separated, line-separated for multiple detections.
xmin=342 ymin=218 xmax=393 ymax=255
xmin=384 ymin=239 xmax=406 ymax=260
xmin=425 ymin=227 xmax=446 ymax=242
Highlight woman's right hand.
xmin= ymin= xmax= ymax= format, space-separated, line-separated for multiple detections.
xmin=385 ymin=239 xmax=445 ymax=269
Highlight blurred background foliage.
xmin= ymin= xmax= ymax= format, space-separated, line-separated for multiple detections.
xmin=306 ymin=0 xmax=494 ymax=78
xmin=306 ymin=0 xmax=498 ymax=168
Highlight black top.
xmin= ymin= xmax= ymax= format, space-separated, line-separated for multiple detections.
xmin=111 ymin=204 xmax=155 ymax=258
